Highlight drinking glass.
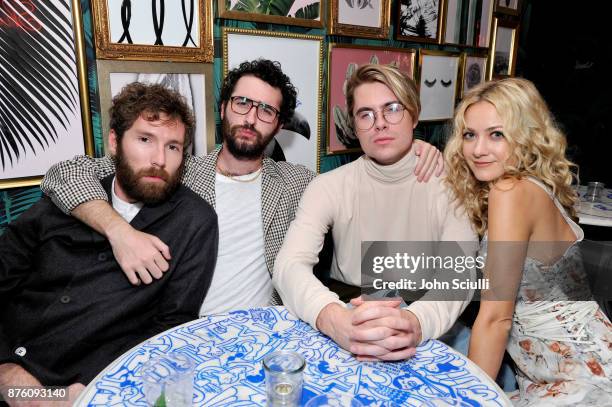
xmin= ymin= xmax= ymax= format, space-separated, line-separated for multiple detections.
xmin=141 ymin=352 xmax=195 ymax=407
xmin=263 ymin=350 xmax=305 ymax=406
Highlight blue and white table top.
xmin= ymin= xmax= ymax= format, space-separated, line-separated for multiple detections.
xmin=576 ymin=185 xmax=612 ymax=227
xmin=76 ymin=307 xmax=511 ymax=406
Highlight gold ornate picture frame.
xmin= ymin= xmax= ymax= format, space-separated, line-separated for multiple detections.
xmin=489 ymin=17 xmax=519 ymax=78
xmin=218 ymin=0 xmax=323 ymax=28
xmin=328 ymin=0 xmax=391 ymax=39
xmin=96 ymin=60 xmax=216 ymax=156
xmin=91 ymin=0 xmax=214 ymax=62
xmin=0 ymin=0 xmax=93 ymax=188
xmin=223 ymin=28 xmax=324 ymax=173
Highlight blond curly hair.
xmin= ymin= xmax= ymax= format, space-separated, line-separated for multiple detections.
xmin=444 ymin=78 xmax=578 ymax=236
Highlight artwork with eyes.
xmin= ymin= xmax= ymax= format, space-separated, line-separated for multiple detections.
xmin=418 ymin=53 xmax=460 ymax=121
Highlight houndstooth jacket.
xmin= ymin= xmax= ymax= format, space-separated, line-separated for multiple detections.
xmin=41 ymin=146 xmax=316 ymax=306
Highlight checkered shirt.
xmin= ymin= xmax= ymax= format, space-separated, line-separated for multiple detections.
xmin=41 ymin=146 xmax=316 ymax=306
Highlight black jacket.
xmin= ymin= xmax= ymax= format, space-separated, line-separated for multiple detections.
xmin=0 ymin=175 xmax=218 ymax=385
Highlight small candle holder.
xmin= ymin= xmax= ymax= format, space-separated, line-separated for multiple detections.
xmin=263 ymin=350 xmax=305 ymax=406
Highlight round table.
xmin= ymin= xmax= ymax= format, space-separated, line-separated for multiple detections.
xmin=76 ymin=307 xmax=511 ymax=406
xmin=576 ymin=185 xmax=612 ymax=227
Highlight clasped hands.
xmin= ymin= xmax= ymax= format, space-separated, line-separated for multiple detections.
xmin=316 ymin=297 xmax=422 ymax=362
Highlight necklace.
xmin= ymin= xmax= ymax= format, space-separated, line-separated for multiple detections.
xmin=216 ymin=163 xmax=262 ymax=183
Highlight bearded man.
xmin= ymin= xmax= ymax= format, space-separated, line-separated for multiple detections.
xmin=0 ymin=83 xmax=218 ymax=404
xmin=40 ymin=59 xmax=442 ymax=316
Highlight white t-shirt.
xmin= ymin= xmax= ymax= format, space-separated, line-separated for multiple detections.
xmin=199 ymin=170 xmax=272 ymax=315
xmin=111 ymin=177 xmax=143 ymax=222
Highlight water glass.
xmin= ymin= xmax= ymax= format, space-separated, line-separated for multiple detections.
xmin=142 ymin=352 xmax=195 ymax=407
xmin=263 ymin=350 xmax=305 ymax=406
xmin=304 ymin=393 xmax=364 ymax=407
xmin=585 ymin=181 xmax=605 ymax=202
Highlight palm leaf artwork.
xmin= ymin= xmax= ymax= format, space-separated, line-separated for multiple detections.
xmin=228 ymin=0 xmax=318 ymax=18
xmin=0 ymin=187 xmax=42 ymax=235
xmin=0 ymin=0 xmax=80 ymax=172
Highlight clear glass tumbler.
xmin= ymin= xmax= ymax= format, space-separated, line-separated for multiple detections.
xmin=263 ymin=350 xmax=305 ymax=406
xmin=141 ymin=352 xmax=195 ymax=407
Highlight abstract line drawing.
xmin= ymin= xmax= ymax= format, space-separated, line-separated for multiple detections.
xmin=117 ymin=0 xmax=132 ymax=43
xmin=0 ymin=0 xmax=90 ymax=185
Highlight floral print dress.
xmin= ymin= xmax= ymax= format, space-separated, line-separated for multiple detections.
xmin=482 ymin=178 xmax=612 ymax=406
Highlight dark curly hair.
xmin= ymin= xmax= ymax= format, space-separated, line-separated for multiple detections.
xmin=110 ymin=82 xmax=195 ymax=148
xmin=220 ymin=59 xmax=297 ymax=124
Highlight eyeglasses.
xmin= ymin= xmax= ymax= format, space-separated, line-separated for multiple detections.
xmin=230 ymin=96 xmax=280 ymax=124
xmin=354 ymin=102 xmax=406 ymax=130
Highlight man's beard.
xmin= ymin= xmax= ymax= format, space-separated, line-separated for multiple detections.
xmin=115 ymin=143 xmax=183 ymax=205
xmin=222 ymin=119 xmax=276 ymax=160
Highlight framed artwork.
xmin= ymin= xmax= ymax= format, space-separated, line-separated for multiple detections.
xmin=219 ymin=0 xmax=323 ymax=28
xmin=443 ymin=0 xmax=493 ymax=48
xmin=396 ymin=0 xmax=443 ymax=43
xmin=459 ymin=53 xmax=488 ymax=97
xmin=223 ymin=28 xmax=323 ymax=173
xmin=96 ymin=60 xmax=215 ymax=156
xmin=417 ymin=50 xmax=461 ymax=122
xmin=327 ymin=44 xmax=416 ymax=154
xmin=328 ymin=0 xmax=391 ymax=39
xmin=494 ymin=0 xmax=521 ymax=15
xmin=0 ymin=0 xmax=93 ymax=188
xmin=489 ymin=17 xmax=519 ymax=78
xmin=91 ymin=0 xmax=214 ymax=62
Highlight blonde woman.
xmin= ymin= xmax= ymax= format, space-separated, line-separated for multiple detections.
xmin=444 ymin=77 xmax=612 ymax=405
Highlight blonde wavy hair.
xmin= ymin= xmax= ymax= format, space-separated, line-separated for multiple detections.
xmin=444 ymin=77 xmax=578 ymax=236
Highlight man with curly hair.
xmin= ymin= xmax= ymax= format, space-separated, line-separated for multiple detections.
xmin=0 ymin=83 xmax=217 ymax=402
xmin=41 ymin=59 xmax=441 ymax=316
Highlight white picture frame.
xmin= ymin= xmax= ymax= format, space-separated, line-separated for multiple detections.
xmin=223 ymin=28 xmax=323 ymax=173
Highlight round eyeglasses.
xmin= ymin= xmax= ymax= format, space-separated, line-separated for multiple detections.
xmin=354 ymin=102 xmax=406 ymax=130
xmin=230 ymin=96 xmax=280 ymax=124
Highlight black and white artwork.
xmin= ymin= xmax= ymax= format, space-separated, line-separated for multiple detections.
xmin=462 ymin=55 xmax=487 ymax=96
xmin=398 ymin=0 xmax=441 ymax=42
xmin=107 ymin=0 xmax=200 ymax=47
xmin=419 ymin=53 xmax=460 ymax=121
xmin=0 ymin=0 xmax=89 ymax=185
